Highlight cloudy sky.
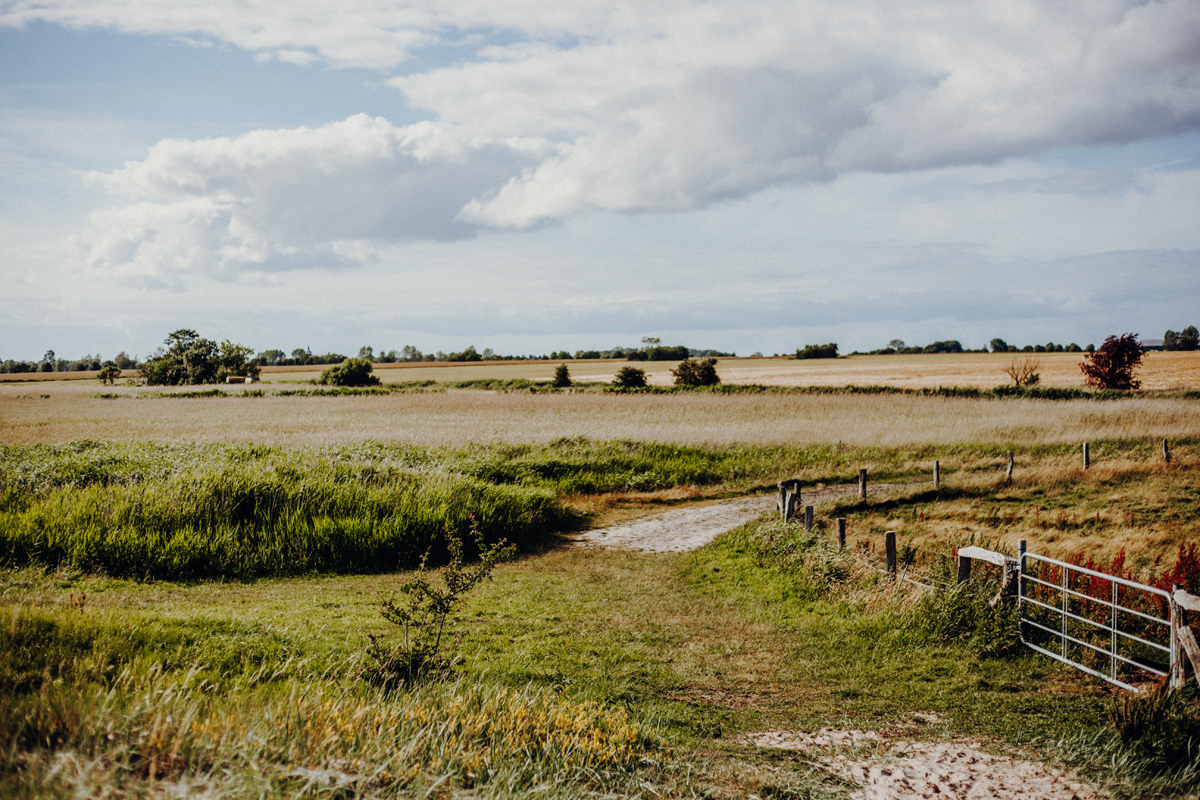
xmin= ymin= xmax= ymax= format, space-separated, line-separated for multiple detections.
xmin=2 ymin=0 xmax=1198 ymax=360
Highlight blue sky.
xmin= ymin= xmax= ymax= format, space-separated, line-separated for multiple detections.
xmin=2 ymin=0 xmax=1198 ymax=360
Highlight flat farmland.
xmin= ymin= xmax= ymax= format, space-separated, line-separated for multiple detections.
xmin=3 ymin=379 xmax=1200 ymax=447
xmin=7 ymin=350 xmax=1199 ymax=389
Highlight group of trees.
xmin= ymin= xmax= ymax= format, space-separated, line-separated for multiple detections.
xmin=139 ymin=330 xmax=260 ymax=386
xmin=0 ymin=350 xmax=138 ymax=374
xmin=276 ymin=337 xmax=733 ymax=366
xmin=1162 ymin=326 xmax=1199 ymax=351
xmin=866 ymin=340 xmax=970 ymax=355
xmin=989 ymin=339 xmax=1087 ymax=354
xmin=794 ymin=343 xmax=839 ymax=359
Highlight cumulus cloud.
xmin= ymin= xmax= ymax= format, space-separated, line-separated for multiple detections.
xmin=41 ymin=0 xmax=1200 ymax=276
xmin=77 ymin=115 xmax=552 ymax=279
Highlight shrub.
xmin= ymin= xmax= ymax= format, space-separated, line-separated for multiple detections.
xmin=318 ymin=357 xmax=381 ymax=387
xmin=552 ymin=364 xmax=572 ymax=387
xmin=612 ymin=366 xmax=647 ymax=388
xmin=364 ymin=527 xmax=515 ymax=689
xmin=1080 ymin=333 xmax=1144 ymax=390
xmin=670 ymin=358 xmax=720 ymax=386
xmin=95 ymin=365 xmax=122 ymax=386
xmin=1002 ymin=356 xmax=1041 ymax=387
xmin=794 ymin=343 xmax=838 ymax=359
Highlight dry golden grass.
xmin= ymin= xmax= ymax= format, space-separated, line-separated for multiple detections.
xmin=829 ymin=454 xmax=1200 ymax=568
xmin=8 ymin=351 xmax=1198 ymax=389
xmin=3 ymin=381 xmax=1199 ymax=448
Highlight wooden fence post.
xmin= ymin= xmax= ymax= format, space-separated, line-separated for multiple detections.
xmin=934 ymin=460 xmax=940 ymax=490
xmin=1164 ymin=439 xmax=1172 ymax=464
xmin=885 ymin=531 xmax=896 ymax=580
xmin=1006 ymin=451 xmax=1014 ymax=481
xmin=957 ymin=552 xmax=971 ymax=584
xmin=1083 ymin=442 xmax=1090 ymax=470
xmin=858 ymin=469 xmax=868 ymax=499
xmin=804 ymin=505 xmax=814 ymax=532
xmin=777 ymin=480 xmax=800 ymax=522
xmin=836 ymin=518 xmax=846 ymax=549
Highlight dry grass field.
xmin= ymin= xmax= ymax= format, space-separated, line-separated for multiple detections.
xmin=3 ymin=380 xmax=1199 ymax=447
xmin=9 ymin=350 xmax=1199 ymax=389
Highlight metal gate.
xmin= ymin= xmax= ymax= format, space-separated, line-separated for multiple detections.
xmin=1018 ymin=551 xmax=1172 ymax=691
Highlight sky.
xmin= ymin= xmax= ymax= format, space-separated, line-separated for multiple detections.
xmin=2 ymin=0 xmax=1199 ymax=361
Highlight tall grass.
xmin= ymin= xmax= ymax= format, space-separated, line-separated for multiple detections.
xmin=0 ymin=442 xmax=570 ymax=580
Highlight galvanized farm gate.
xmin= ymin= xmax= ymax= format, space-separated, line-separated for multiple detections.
xmin=957 ymin=542 xmax=1200 ymax=691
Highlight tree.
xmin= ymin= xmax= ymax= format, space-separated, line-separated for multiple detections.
xmin=96 ymin=365 xmax=122 ymax=385
xmin=358 ymin=346 xmax=375 ymax=361
xmin=219 ymin=340 xmax=260 ymax=381
xmin=612 ymin=366 xmax=647 ymax=388
xmin=552 ymin=364 xmax=572 ymax=387
xmin=1164 ymin=330 xmax=1179 ymax=350
xmin=1003 ymin=357 xmax=1041 ymax=387
xmin=140 ymin=329 xmax=252 ymax=385
xmin=671 ymin=358 xmax=720 ymax=386
xmin=989 ymin=338 xmax=1008 ymax=354
xmin=1179 ymin=326 xmax=1199 ymax=351
xmin=888 ymin=339 xmax=906 ymax=351
xmin=1080 ymin=333 xmax=1144 ymax=390
xmin=319 ymin=358 xmax=381 ymax=387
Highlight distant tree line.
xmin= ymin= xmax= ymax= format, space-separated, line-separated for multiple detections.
xmin=252 ymin=338 xmax=734 ymax=367
xmin=0 ymin=350 xmax=138 ymax=374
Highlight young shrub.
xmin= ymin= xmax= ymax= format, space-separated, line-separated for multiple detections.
xmin=364 ymin=527 xmax=516 ymax=690
xmin=1080 ymin=333 xmax=1144 ymax=390
xmin=1002 ymin=356 xmax=1041 ymax=387
xmin=318 ymin=357 xmax=381 ymax=386
xmin=552 ymin=363 xmax=572 ymax=387
xmin=612 ymin=366 xmax=647 ymax=388
xmin=670 ymin=358 xmax=720 ymax=386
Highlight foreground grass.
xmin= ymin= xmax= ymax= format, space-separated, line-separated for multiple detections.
xmin=1 ymin=523 xmax=1123 ymax=799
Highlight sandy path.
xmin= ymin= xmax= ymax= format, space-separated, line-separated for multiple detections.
xmin=752 ymin=729 xmax=1097 ymax=800
xmin=572 ymin=484 xmax=897 ymax=552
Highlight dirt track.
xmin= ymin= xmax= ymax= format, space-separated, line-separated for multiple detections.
xmin=574 ymin=488 xmax=1099 ymax=800
xmin=572 ymin=484 xmax=897 ymax=552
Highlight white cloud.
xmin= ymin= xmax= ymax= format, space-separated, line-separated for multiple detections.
xmin=25 ymin=0 xmax=1200 ymax=276
xmin=77 ymin=114 xmax=552 ymax=279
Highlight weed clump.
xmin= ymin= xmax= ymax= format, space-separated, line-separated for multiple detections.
xmin=364 ymin=527 xmax=515 ymax=689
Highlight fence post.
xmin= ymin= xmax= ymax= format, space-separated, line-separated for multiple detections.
xmin=804 ymin=505 xmax=814 ymax=532
xmin=1172 ymin=584 xmax=1184 ymax=688
xmin=1006 ymin=451 xmax=1014 ymax=481
xmin=1017 ymin=540 xmax=1026 ymax=605
xmin=777 ymin=481 xmax=786 ymax=520
xmin=1083 ymin=442 xmax=1090 ymax=470
xmin=1164 ymin=439 xmax=1172 ymax=464
xmin=885 ymin=531 xmax=896 ymax=580
xmin=778 ymin=480 xmax=800 ymax=522
xmin=957 ymin=551 xmax=971 ymax=584
xmin=858 ymin=469 xmax=868 ymax=499
xmin=836 ymin=518 xmax=846 ymax=549
xmin=934 ymin=460 xmax=940 ymax=490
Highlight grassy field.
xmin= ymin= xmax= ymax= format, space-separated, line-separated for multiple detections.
xmin=6 ymin=350 xmax=1200 ymax=389
xmin=5 ymin=379 xmax=1200 ymax=448
xmin=5 ymin=356 xmax=1200 ymax=797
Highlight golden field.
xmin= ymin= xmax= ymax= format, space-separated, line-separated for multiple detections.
xmin=3 ymin=379 xmax=1199 ymax=448
xmin=9 ymin=350 xmax=1199 ymax=390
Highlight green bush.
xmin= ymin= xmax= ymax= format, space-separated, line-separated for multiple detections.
xmin=318 ymin=357 xmax=381 ymax=387
xmin=612 ymin=366 xmax=647 ymax=388
xmin=794 ymin=343 xmax=838 ymax=359
xmin=552 ymin=364 xmax=572 ymax=387
xmin=670 ymin=358 xmax=719 ymax=386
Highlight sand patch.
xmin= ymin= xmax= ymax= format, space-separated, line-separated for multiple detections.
xmin=752 ymin=728 xmax=1098 ymax=800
